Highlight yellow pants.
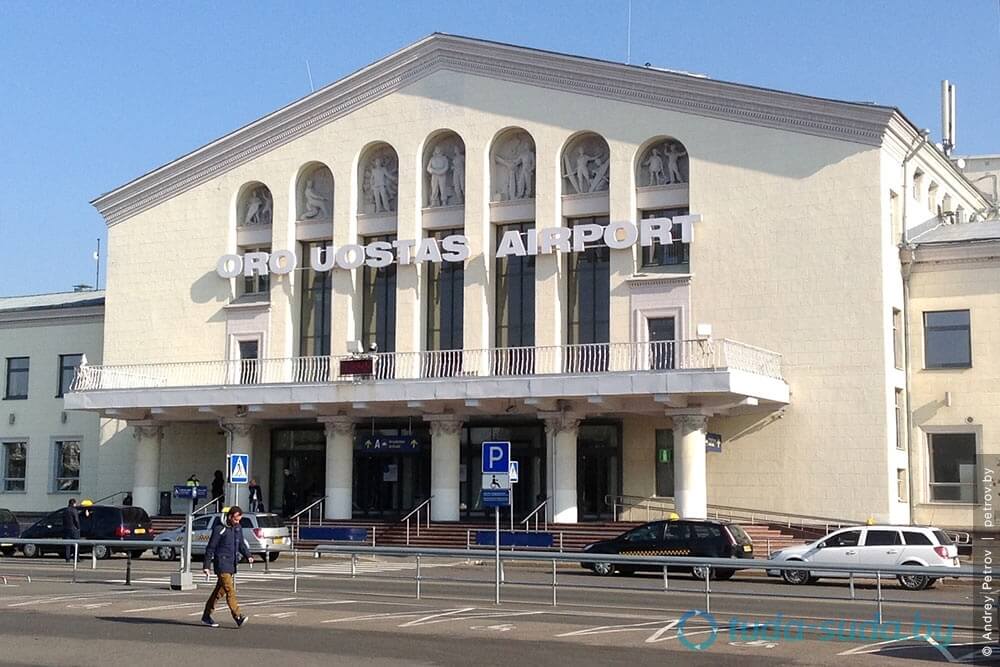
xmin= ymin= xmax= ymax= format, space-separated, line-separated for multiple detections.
xmin=203 ymin=573 xmax=242 ymax=620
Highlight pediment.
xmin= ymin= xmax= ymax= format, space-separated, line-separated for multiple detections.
xmin=93 ymin=33 xmax=898 ymax=226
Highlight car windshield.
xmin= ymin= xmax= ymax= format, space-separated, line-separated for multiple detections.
xmin=122 ymin=508 xmax=150 ymax=525
xmin=727 ymin=524 xmax=752 ymax=544
xmin=933 ymin=530 xmax=954 ymax=546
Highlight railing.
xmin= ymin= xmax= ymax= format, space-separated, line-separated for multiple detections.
xmin=401 ymin=497 xmax=433 ymax=546
xmin=92 ymin=490 xmax=130 ymax=505
xmin=520 ymin=497 xmax=549 ymax=532
xmin=193 ymin=495 xmax=224 ymax=515
xmin=70 ymin=339 xmax=784 ymax=392
xmin=289 ymin=497 xmax=326 ymax=541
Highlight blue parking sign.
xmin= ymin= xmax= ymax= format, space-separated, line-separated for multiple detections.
xmin=481 ymin=442 xmax=510 ymax=474
xmin=229 ymin=453 xmax=249 ymax=484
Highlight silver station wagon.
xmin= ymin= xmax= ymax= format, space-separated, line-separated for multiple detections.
xmin=153 ymin=512 xmax=292 ymax=562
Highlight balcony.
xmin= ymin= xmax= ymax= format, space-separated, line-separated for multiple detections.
xmin=66 ymin=340 xmax=788 ymax=418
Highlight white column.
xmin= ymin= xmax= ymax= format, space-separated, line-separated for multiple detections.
xmin=221 ymin=419 xmax=256 ymax=509
xmin=544 ymin=413 xmax=581 ymax=524
xmin=426 ymin=415 xmax=463 ymax=522
xmin=131 ymin=421 xmax=163 ymax=516
xmin=674 ymin=414 xmax=708 ymax=519
xmin=320 ymin=416 xmax=354 ymax=520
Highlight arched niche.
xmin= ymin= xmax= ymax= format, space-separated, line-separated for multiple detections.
xmin=561 ymin=132 xmax=610 ymax=196
xmin=358 ymin=142 xmax=399 ymax=216
xmin=422 ymin=130 xmax=465 ymax=209
xmin=490 ymin=128 xmax=535 ymax=203
xmin=636 ymin=136 xmax=689 ymax=187
xmin=238 ymin=182 xmax=273 ymax=227
xmin=296 ymin=163 xmax=333 ymax=222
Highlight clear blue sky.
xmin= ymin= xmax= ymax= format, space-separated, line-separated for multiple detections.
xmin=2 ymin=1 xmax=998 ymax=296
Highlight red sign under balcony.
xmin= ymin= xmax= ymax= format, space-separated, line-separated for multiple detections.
xmin=339 ymin=357 xmax=374 ymax=376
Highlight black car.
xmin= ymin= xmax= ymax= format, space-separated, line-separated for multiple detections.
xmin=20 ymin=505 xmax=154 ymax=559
xmin=581 ymin=519 xmax=755 ymax=580
xmin=0 ymin=508 xmax=19 ymax=556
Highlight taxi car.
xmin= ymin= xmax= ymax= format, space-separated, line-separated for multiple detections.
xmin=153 ymin=512 xmax=292 ymax=562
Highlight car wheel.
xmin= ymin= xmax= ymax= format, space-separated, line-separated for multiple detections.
xmin=156 ymin=546 xmax=176 ymax=561
xmin=93 ymin=544 xmax=112 ymax=560
xmin=691 ymin=566 xmax=712 ymax=581
xmin=21 ymin=543 xmax=39 ymax=558
xmin=897 ymin=571 xmax=931 ymax=591
xmin=591 ymin=562 xmax=614 ymax=576
xmin=267 ymin=551 xmax=280 ymax=562
xmin=782 ymin=564 xmax=811 ymax=585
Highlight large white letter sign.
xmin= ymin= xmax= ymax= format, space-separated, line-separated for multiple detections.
xmin=268 ymin=249 xmax=297 ymax=275
xmin=216 ymin=254 xmax=243 ymax=278
xmin=243 ymin=252 xmax=269 ymax=277
xmin=495 ymin=230 xmax=526 ymax=258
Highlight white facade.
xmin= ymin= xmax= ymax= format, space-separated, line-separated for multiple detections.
xmin=0 ymin=291 xmax=104 ymax=513
xmin=59 ymin=35 xmax=991 ymax=527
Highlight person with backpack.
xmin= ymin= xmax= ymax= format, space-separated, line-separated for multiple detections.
xmin=201 ymin=506 xmax=253 ymax=628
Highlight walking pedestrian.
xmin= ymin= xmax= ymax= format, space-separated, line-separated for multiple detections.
xmin=247 ymin=478 xmax=264 ymax=513
xmin=211 ymin=470 xmax=225 ymax=511
xmin=201 ymin=506 xmax=252 ymax=628
xmin=63 ymin=499 xmax=80 ymax=562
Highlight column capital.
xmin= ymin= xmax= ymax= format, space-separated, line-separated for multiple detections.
xmin=672 ymin=414 xmax=708 ymax=431
xmin=319 ymin=415 xmax=355 ymax=437
xmin=539 ymin=412 xmax=581 ymax=436
xmin=424 ymin=414 xmax=464 ymax=437
xmin=220 ymin=419 xmax=257 ymax=438
xmin=130 ymin=421 xmax=163 ymax=440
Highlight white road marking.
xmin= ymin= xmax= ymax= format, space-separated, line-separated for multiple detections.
xmin=322 ymin=608 xmax=468 ymax=624
xmin=556 ymin=620 xmax=676 ymax=638
xmin=123 ymin=602 xmax=202 ymax=613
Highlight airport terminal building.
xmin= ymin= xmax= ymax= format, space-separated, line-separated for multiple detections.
xmin=44 ymin=35 xmax=993 ymax=528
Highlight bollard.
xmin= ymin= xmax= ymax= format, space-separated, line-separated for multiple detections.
xmin=292 ymin=550 xmax=298 ymax=593
xmin=703 ymin=567 xmax=711 ymax=614
xmin=92 ymin=548 xmax=97 ymax=570
xmin=849 ymin=572 xmax=855 ymax=600
xmin=125 ymin=550 xmax=132 ymax=586
xmin=875 ymin=571 xmax=883 ymax=623
xmin=662 ymin=564 xmax=668 ymax=591
xmin=264 ymin=546 xmax=270 ymax=574
xmin=551 ymin=560 xmax=557 ymax=607
xmin=351 ymin=553 xmax=357 ymax=578
xmin=72 ymin=543 xmax=79 ymax=584
xmin=415 ymin=554 xmax=421 ymax=600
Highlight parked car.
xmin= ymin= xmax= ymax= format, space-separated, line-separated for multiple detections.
xmin=581 ymin=519 xmax=755 ymax=580
xmin=0 ymin=508 xmax=19 ymax=556
xmin=767 ymin=525 xmax=960 ymax=590
xmin=153 ymin=512 xmax=292 ymax=562
xmin=19 ymin=505 xmax=153 ymax=559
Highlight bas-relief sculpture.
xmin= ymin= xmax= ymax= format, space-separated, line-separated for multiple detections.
xmin=298 ymin=166 xmax=333 ymax=221
xmin=242 ymin=186 xmax=273 ymax=226
xmin=562 ymin=137 xmax=610 ymax=194
xmin=640 ymin=141 xmax=688 ymax=186
xmin=362 ymin=148 xmax=399 ymax=214
xmin=423 ymin=135 xmax=465 ymax=208
xmin=492 ymin=131 xmax=535 ymax=202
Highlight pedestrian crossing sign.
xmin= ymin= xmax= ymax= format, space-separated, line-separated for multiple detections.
xmin=229 ymin=453 xmax=250 ymax=484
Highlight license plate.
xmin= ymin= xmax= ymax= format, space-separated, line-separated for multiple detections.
xmin=743 ymin=545 xmax=752 ymax=552
xmin=134 ymin=528 xmax=146 ymax=534
xmin=273 ymin=537 xmax=284 ymax=544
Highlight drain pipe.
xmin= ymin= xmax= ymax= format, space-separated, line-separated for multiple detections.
xmin=900 ymin=129 xmax=929 ymax=523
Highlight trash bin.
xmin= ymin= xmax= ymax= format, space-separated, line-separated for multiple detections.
xmin=159 ymin=491 xmax=172 ymax=516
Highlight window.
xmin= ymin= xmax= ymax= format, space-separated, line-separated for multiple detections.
xmin=426 ymin=228 xmax=464 ymax=351
xmin=897 ymin=468 xmax=907 ymax=502
xmin=53 ymin=440 xmax=81 ymax=492
xmin=902 ymin=531 xmax=932 ymax=546
xmin=2 ymin=442 xmax=27 ymax=491
xmin=641 ymin=208 xmax=689 ymax=271
xmin=663 ymin=522 xmax=691 ymax=541
xmin=892 ymin=308 xmax=903 ymax=369
xmin=495 ymin=222 xmax=535 ymax=348
xmin=57 ymin=354 xmax=83 ymax=397
xmin=5 ymin=357 xmax=28 ymax=399
xmin=865 ymin=530 xmax=902 ymax=546
xmin=691 ymin=524 xmax=723 ymax=539
xmin=822 ymin=530 xmax=861 ymax=548
xmin=241 ymin=246 xmax=270 ymax=296
xmin=912 ymin=169 xmax=924 ymax=200
xmin=566 ymin=217 xmax=610 ymax=360
xmin=192 ymin=516 xmax=213 ymax=531
xmin=623 ymin=523 xmax=661 ymax=542
xmin=927 ymin=182 xmax=939 ymax=214
xmin=361 ymin=234 xmax=397 ymax=354
xmin=928 ymin=433 xmax=977 ymax=502
xmin=895 ymin=388 xmax=905 ymax=450
xmin=924 ymin=310 xmax=971 ymax=368
xmin=237 ymin=340 xmax=260 ymax=385
xmin=299 ymin=242 xmax=331 ymax=357
xmin=654 ymin=429 xmax=674 ymax=497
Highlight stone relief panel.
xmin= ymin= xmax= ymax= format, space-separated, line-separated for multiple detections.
xmin=360 ymin=144 xmax=399 ymax=215
xmin=239 ymin=184 xmax=273 ymax=227
xmin=637 ymin=138 xmax=688 ymax=187
xmin=296 ymin=164 xmax=333 ymax=222
xmin=491 ymin=129 xmax=535 ymax=202
xmin=423 ymin=132 xmax=465 ymax=208
xmin=562 ymin=133 xmax=611 ymax=195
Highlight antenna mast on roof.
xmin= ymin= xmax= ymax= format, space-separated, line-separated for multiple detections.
xmin=941 ymin=80 xmax=956 ymax=156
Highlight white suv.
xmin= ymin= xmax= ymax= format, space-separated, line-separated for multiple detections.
xmin=767 ymin=525 xmax=960 ymax=590
xmin=153 ymin=512 xmax=292 ymax=562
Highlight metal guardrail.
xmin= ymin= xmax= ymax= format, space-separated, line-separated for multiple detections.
xmin=0 ymin=537 xmax=183 ymax=585
xmin=402 ymin=497 xmax=433 ymax=545
xmin=289 ymin=497 xmax=326 ymax=540
xmin=520 ymin=497 xmax=549 ymax=532
xmin=193 ymin=495 xmax=223 ymax=515
xmin=92 ymin=490 xmax=130 ymax=505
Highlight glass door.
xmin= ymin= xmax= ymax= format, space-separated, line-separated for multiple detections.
xmin=577 ymin=423 xmax=621 ymax=520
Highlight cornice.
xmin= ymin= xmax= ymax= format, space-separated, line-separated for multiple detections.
xmin=93 ymin=34 xmax=901 ymax=228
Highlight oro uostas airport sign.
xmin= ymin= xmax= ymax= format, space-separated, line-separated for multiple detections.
xmin=216 ymin=215 xmax=700 ymax=278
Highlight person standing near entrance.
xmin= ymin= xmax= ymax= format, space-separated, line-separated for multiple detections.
xmin=211 ymin=470 xmax=225 ymax=511
xmin=62 ymin=498 xmax=80 ymax=562
xmin=247 ymin=478 xmax=264 ymax=513
xmin=201 ymin=506 xmax=252 ymax=628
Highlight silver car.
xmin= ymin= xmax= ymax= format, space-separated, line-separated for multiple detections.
xmin=153 ymin=512 xmax=292 ymax=562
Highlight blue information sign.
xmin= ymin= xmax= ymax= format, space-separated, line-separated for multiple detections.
xmin=173 ymin=485 xmax=208 ymax=499
xmin=481 ymin=441 xmax=511 ymax=474
xmin=229 ymin=453 xmax=250 ymax=484
xmin=481 ymin=488 xmax=510 ymax=508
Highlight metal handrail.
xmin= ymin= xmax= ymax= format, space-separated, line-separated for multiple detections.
xmin=401 ymin=496 xmax=433 ymax=545
xmin=193 ymin=495 xmax=223 ymax=515
xmin=520 ymin=497 xmax=549 ymax=532
xmin=289 ymin=497 xmax=327 ymax=541
xmin=91 ymin=490 xmax=129 ymax=505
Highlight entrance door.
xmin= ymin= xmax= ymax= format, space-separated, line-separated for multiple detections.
xmin=577 ymin=423 xmax=621 ymax=520
xmin=647 ymin=317 xmax=675 ymax=370
xmin=270 ymin=428 xmax=326 ymax=517
xmin=237 ymin=339 xmax=260 ymax=384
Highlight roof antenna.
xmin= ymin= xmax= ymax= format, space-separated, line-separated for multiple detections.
xmin=626 ymin=0 xmax=632 ymax=64
xmin=305 ymin=60 xmax=315 ymax=93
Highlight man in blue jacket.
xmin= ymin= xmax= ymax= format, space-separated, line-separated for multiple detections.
xmin=201 ymin=506 xmax=253 ymax=628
